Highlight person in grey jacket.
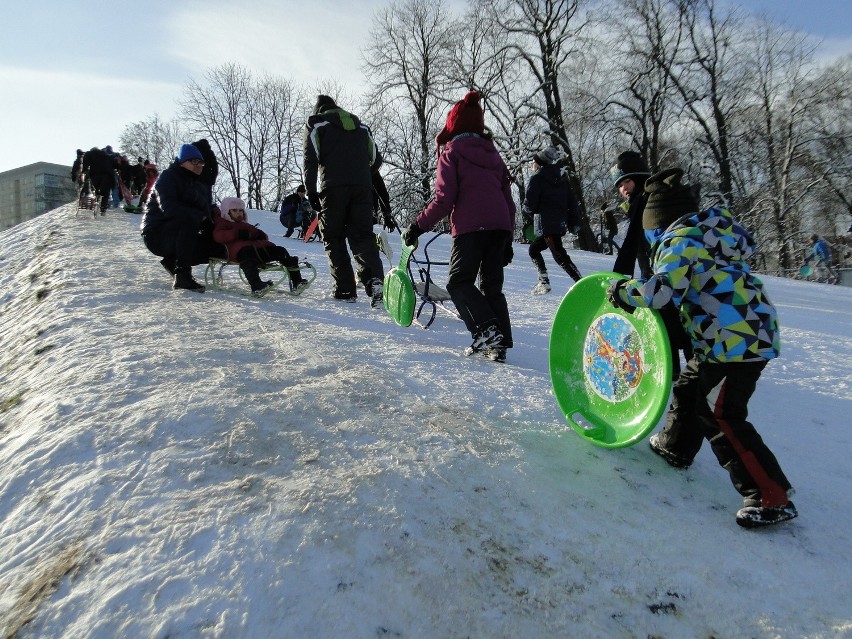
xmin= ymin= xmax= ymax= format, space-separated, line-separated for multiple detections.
xmin=303 ymin=95 xmax=385 ymax=306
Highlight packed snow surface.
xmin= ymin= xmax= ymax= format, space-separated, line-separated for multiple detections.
xmin=1 ymin=205 xmax=850 ymax=638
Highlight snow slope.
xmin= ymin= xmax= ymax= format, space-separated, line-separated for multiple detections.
xmin=1 ymin=204 xmax=850 ymax=639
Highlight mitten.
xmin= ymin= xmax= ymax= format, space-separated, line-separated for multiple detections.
xmin=401 ymin=222 xmax=423 ymax=247
xmin=606 ymin=279 xmax=635 ymax=314
xmin=238 ymin=229 xmax=252 ymax=241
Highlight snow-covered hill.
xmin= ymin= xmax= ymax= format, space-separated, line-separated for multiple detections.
xmin=1 ymin=204 xmax=850 ymax=638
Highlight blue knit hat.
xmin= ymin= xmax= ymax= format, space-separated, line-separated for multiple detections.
xmin=177 ymin=144 xmax=203 ymax=163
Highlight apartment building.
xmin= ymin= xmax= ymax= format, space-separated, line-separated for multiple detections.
xmin=0 ymin=162 xmax=76 ymax=231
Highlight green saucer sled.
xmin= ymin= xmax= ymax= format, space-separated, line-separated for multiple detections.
xmin=383 ymin=240 xmax=417 ymax=327
xmin=799 ymin=265 xmax=814 ymax=277
xmin=549 ymin=272 xmax=672 ymax=448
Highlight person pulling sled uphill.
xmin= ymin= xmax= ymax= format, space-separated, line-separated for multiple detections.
xmin=402 ymin=90 xmax=515 ymax=363
xmin=607 ymin=168 xmax=797 ymax=529
xmin=214 ymin=197 xmax=308 ymax=297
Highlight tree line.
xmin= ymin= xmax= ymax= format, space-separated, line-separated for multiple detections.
xmin=119 ymin=0 xmax=851 ymax=274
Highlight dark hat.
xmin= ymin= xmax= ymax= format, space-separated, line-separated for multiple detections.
xmin=642 ymin=168 xmax=699 ymax=230
xmin=435 ymin=90 xmax=485 ymax=151
xmin=296 ymin=184 xmax=306 ymax=193
xmin=314 ymin=95 xmax=337 ymax=115
xmin=534 ymin=146 xmax=561 ymax=166
xmin=177 ymin=143 xmax=204 ymax=163
xmin=610 ymin=150 xmax=650 ymax=187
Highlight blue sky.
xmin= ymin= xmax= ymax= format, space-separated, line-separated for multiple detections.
xmin=0 ymin=0 xmax=849 ymax=174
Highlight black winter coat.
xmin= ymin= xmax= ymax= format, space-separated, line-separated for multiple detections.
xmin=303 ymin=108 xmax=378 ymax=195
xmin=140 ymin=162 xmax=212 ymax=236
xmin=523 ymin=164 xmax=579 ymax=237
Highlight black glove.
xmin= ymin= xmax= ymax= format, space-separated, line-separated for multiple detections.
xmin=401 ymin=222 xmax=423 ymax=247
xmin=503 ymin=241 xmax=514 ymax=266
xmin=308 ymin=192 xmax=321 ymax=212
xmin=238 ymin=229 xmax=252 ymax=241
xmin=382 ymin=212 xmax=395 ymax=233
xmin=606 ymin=279 xmax=635 ymax=314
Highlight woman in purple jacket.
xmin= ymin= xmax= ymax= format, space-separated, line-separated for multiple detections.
xmin=402 ymin=91 xmax=516 ymax=363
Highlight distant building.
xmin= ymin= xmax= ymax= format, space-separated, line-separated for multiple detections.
xmin=0 ymin=162 xmax=76 ymax=231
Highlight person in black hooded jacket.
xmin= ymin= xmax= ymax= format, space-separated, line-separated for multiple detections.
xmin=82 ymin=147 xmax=116 ymax=214
xmin=524 ymin=146 xmax=582 ymax=295
xmin=303 ymin=95 xmax=386 ymax=306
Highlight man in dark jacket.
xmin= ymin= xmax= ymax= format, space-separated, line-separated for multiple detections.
xmin=304 ymin=95 xmax=385 ymax=305
xmin=524 ymin=146 xmax=582 ymax=294
xmin=140 ymin=143 xmax=225 ymax=292
xmin=83 ymin=147 xmax=116 ymax=214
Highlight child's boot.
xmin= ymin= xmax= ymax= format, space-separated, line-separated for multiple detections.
xmin=532 ymin=275 xmax=551 ymax=295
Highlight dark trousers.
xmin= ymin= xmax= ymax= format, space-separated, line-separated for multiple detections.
xmin=235 ymin=245 xmax=300 ymax=287
xmin=319 ymin=185 xmax=384 ymax=296
xmin=446 ymin=230 xmax=512 ymax=348
xmin=529 ymin=234 xmax=581 ymax=281
xmin=143 ymin=217 xmax=226 ymax=270
xmin=90 ymin=173 xmax=114 ymax=213
xmin=657 ymin=357 xmax=792 ymax=507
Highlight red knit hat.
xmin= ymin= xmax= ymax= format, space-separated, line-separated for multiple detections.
xmin=435 ymin=91 xmax=485 ymax=153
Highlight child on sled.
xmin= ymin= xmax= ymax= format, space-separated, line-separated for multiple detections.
xmin=214 ymin=197 xmax=308 ymax=297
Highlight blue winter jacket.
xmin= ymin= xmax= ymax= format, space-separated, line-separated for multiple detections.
xmin=140 ymin=161 xmax=212 ymax=236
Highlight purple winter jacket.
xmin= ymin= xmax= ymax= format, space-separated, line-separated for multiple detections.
xmin=416 ymin=135 xmax=515 ymax=236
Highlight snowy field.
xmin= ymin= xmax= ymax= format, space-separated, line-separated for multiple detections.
xmin=1 ymin=204 xmax=850 ymax=638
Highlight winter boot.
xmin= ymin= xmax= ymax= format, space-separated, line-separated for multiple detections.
xmin=368 ymin=278 xmax=384 ymax=308
xmin=486 ymin=346 xmax=507 ymax=363
xmin=464 ymin=322 xmax=504 ymax=356
xmin=532 ymin=276 xmax=551 ymax=295
xmin=649 ymin=433 xmax=692 ymax=469
xmin=735 ymin=501 xmax=798 ymax=529
xmin=173 ymin=268 xmax=205 ymax=293
xmin=251 ymin=280 xmax=275 ymax=297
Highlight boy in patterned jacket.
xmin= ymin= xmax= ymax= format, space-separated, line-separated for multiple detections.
xmin=607 ymin=168 xmax=797 ymax=529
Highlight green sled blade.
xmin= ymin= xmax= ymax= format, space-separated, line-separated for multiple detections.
xmin=383 ymin=241 xmax=416 ymax=327
xmin=549 ymin=271 xmax=673 ymax=448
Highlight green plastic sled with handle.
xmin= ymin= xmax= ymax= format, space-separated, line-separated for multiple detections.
xmin=799 ymin=264 xmax=814 ymax=277
xmin=549 ymin=271 xmax=673 ymax=448
xmin=383 ymin=239 xmax=417 ymax=327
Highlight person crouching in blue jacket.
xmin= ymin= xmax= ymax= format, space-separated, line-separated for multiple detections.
xmin=140 ymin=143 xmax=227 ymax=292
xmin=607 ymin=168 xmax=797 ymax=529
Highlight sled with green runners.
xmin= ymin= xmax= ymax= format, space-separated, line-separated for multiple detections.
xmin=204 ymin=257 xmax=317 ymax=298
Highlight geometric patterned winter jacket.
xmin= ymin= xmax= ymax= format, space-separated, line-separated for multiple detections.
xmin=613 ymin=207 xmax=781 ymax=364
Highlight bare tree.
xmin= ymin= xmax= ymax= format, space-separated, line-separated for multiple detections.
xmin=119 ymin=115 xmax=186 ymax=167
xmin=179 ymin=63 xmax=309 ymax=210
xmin=362 ymin=0 xmax=458 ymax=220
xmin=605 ymin=0 xmax=683 ymax=171
xmin=652 ymin=0 xmax=748 ymax=207
xmin=474 ymin=0 xmax=598 ymax=248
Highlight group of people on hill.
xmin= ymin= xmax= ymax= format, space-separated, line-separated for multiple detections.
xmin=129 ymin=89 xmax=798 ymax=529
xmin=72 ymin=147 xmax=159 ymax=214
